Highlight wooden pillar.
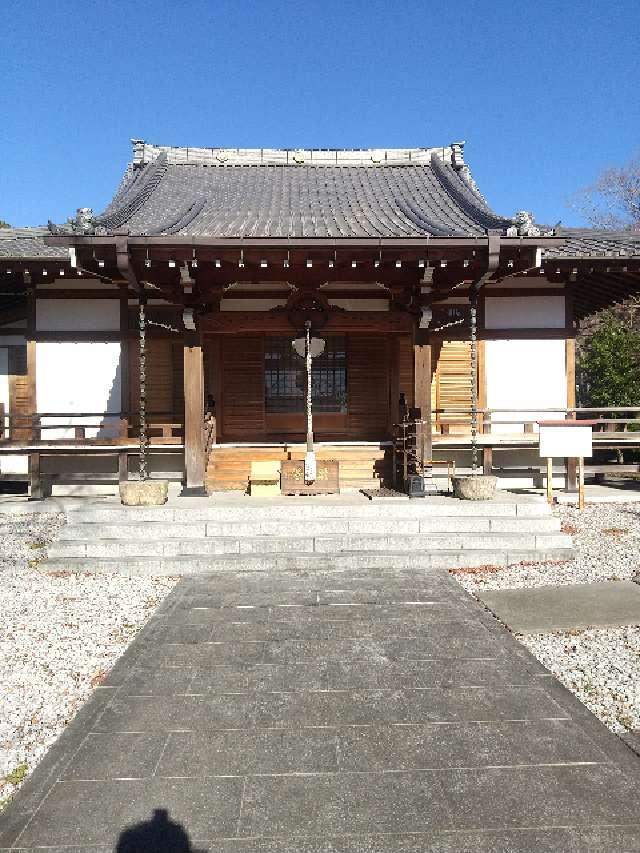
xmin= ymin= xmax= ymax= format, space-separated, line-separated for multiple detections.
xmin=119 ymin=284 xmax=130 ymax=438
xmin=389 ymin=336 xmax=400 ymax=434
xmin=413 ymin=328 xmax=432 ymax=466
xmin=478 ymin=339 xmax=488 ymax=433
xmin=182 ymin=332 xmax=206 ymax=495
xmin=565 ymin=337 xmax=578 ymax=490
xmin=26 ymin=275 xmax=37 ymax=441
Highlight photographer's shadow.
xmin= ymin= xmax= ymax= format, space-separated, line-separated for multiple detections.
xmin=115 ymin=807 xmax=207 ymax=852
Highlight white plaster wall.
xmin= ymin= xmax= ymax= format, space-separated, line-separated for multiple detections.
xmin=36 ymin=342 xmax=122 ymax=439
xmin=485 ymin=339 xmax=567 ymax=433
xmin=37 ymin=299 xmax=120 ymax=331
xmin=484 ymin=295 xmax=565 ymax=329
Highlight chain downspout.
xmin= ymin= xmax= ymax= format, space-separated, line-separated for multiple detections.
xmin=138 ymin=295 xmax=148 ymax=481
xmin=116 ymin=239 xmax=148 ymax=482
xmin=470 ymin=282 xmax=479 ymax=473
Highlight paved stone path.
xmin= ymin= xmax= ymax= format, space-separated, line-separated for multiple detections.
xmin=2 ymin=569 xmax=640 ymax=852
xmin=477 ymin=580 xmax=640 ymax=633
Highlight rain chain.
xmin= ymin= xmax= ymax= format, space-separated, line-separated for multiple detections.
xmin=138 ymin=300 xmax=148 ymax=481
xmin=429 ymin=317 xmax=465 ymax=334
xmin=469 ymin=283 xmax=479 ymax=474
xmin=146 ymin=319 xmax=181 ymax=334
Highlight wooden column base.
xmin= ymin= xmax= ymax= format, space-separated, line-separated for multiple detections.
xmin=180 ymin=485 xmax=208 ymax=497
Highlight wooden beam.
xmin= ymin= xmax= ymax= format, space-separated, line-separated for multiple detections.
xmin=182 ymin=331 xmax=206 ymax=494
xmin=478 ymin=328 xmax=568 ymax=340
xmin=33 ymin=289 xmax=129 ymax=299
xmin=200 ymin=310 xmax=413 ymax=335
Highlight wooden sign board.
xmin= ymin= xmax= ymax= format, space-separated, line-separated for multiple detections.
xmin=538 ymin=421 xmax=594 ymax=459
xmin=281 ymin=460 xmax=340 ymax=495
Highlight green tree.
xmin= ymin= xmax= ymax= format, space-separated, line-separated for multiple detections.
xmin=579 ymin=315 xmax=640 ymax=407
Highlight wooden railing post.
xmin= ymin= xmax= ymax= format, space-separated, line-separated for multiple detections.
xmin=29 ymin=452 xmax=43 ymax=500
xmin=483 ymin=446 xmax=493 ymax=476
xmin=118 ymin=451 xmax=129 ymax=483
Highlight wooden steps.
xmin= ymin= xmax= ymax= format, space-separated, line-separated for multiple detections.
xmin=206 ymin=444 xmax=392 ymax=493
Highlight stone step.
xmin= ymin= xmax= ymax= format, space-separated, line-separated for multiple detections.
xmin=66 ymin=499 xmax=552 ymax=525
xmin=43 ymin=547 xmax=575 ymax=576
xmin=48 ymin=531 xmax=572 ymax=559
xmin=56 ymin=515 xmax=560 ymax=541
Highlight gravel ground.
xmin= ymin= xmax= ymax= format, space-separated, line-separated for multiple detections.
xmin=518 ymin=627 xmax=640 ymax=734
xmin=0 ymin=513 xmax=177 ymax=810
xmin=452 ymin=502 xmax=640 ymax=741
xmin=454 ymin=502 xmax=640 ymax=592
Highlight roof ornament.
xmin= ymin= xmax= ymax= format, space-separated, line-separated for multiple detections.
xmin=450 ymin=141 xmax=466 ymax=168
xmin=74 ymin=207 xmax=94 ymax=234
xmin=292 ymin=151 xmax=305 ymax=164
xmin=507 ymin=210 xmax=541 ymax=237
xmin=131 ymin=139 xmax=146 ymax=167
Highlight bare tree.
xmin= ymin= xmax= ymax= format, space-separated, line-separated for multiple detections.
xmin=569 ymin=155 xmax=640 ymax=231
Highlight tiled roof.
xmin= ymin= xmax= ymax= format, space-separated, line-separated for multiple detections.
xmin=87 ymin=140 xmax=512 ymax=239
xmin=0 ymin=228 xmax=67 ymax=260
xmin=542 ymin=229 xmax=640 ymax=259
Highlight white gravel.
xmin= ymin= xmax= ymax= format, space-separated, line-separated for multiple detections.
xmin=452 ymin=501 xmax=640 ymax=740
xmin=519 ymin=627 xmax=640 ymax=734
xmin=454 ymin=502 xmax=640 ymax=592
xmin=0 ymin=513 xmax=177 ymax=809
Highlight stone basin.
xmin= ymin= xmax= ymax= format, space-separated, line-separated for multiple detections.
xmin=119 ymin=480 xmax=169 ymax=506
xmin=452 ymin=475 xmax=497 ymax=501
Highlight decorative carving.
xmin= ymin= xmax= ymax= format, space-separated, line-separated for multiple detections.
xmin=508 ymin=210 xmax=541 ymax=238
xmin=74 ymin=207 xmax=94 ymax=233
xmin=285 ymin=291 xmax=331 ymax=331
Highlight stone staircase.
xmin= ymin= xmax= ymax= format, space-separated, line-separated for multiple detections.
xmin=45 ymin=496 xmax=574 ymax=575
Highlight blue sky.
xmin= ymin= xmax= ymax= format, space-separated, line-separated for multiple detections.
xmin=1 ymin=0 xmax=638 ymax=228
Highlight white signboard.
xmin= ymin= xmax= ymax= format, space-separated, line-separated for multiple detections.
xmin=539 ymin=422 xmax=593 ymax=458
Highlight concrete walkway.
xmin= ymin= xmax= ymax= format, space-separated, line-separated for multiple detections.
xmin=2 ymin=569 xmax=640 ymax=852
xmin=477 ymin=581 xmax=640 ymax=633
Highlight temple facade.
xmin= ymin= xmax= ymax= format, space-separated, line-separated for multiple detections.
xmin=1 ymin=140 xmax=639 ymax=495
